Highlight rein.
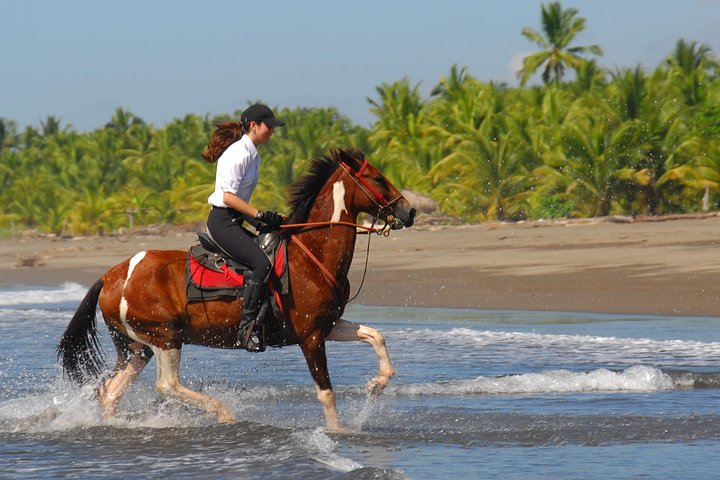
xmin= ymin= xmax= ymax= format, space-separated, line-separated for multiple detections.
xmin=280 ymin=220 xmax=388 ymax=235
xmin=280 ymin=219 xmax=386 ymax=302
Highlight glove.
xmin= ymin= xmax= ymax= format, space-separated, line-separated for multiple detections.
xmin=255 ymin=210 xmax=285 ymax=230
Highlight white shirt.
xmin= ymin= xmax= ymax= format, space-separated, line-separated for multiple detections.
xmin=207 ymin=135 xmax=261 ymax=207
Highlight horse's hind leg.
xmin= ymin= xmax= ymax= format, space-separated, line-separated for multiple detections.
xmin=151 ymin=347 xmax=236 ymax=423
xmin=98 ymin=341 xmax=152 ymax=419
xmin=328 ymin=319 xmax=395 ymax=395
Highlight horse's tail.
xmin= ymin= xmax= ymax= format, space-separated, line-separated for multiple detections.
xmin=57 ymin=279 xmax=106 ymax=385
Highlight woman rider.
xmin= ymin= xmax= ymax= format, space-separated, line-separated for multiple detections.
xmin=202 ymin=103 xmax=286 ymax=352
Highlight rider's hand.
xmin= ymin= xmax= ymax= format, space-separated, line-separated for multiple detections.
xmin=255 ymin=210 xmax=285 ymax=230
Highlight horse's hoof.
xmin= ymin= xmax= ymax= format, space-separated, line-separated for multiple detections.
xmin=369 ymin=384 xmax=384 ymax=396
xmin=327 ymin=422 xmax=347 ymax=433
xmin=367 ymin=377 xmax=388 ymax=395
xmin=218 ymin=414 xmax=237 ymax=423
xmin=19 ymin=407 xmax=60 ymax=428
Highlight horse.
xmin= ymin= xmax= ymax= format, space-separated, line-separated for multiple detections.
xmin=57 ymin=148 xmax=416 ymax=431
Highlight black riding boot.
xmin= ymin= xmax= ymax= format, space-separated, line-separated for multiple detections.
xmin=237 ymin=278 xmax=266 ymax=352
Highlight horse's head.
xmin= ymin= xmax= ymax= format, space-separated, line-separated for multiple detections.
xmin=335 ymin=149 xmax=416 ymax=230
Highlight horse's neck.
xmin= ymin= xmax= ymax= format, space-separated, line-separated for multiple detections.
xmin=303 ymin=189 xmax=359 ymax=277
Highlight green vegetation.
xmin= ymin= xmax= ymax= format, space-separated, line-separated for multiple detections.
xmin=1 ymin=1 xmax=719 ymax=235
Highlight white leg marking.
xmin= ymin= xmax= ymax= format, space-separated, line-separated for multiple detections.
xmin=328 ymin=319 xmax=395 ymax=395
xmin=99 ymin=350 xmax=148 ymax=419
xmin=151 ymin=346 xmax=236 ymax=423
xmin=315 ymin=385 xmax=342 ymax=432
xmin=331 ymin=180 xmax=348 ymax=222
xmin=119 ymin=251 xmax=147 ymax=342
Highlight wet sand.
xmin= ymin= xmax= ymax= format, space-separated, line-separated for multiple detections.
xmin=2 ymin=215 xmax=719 ymax=316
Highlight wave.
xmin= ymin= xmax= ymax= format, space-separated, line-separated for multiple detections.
xmin=0 ymin=282 xmax=87 ymax=307
xmin=395 ymin=327 xmax=720 ymax=367
xmin=666 ymin=370 xmax=720 ymax=389
xmin=394 ymin=365 xmax=676 ymax=396
xmin=0 ymin=308 xmax=70 ymax=327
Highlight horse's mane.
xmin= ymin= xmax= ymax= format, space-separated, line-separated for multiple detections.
xmin=287 ymin=148 xmax=364 ymax=224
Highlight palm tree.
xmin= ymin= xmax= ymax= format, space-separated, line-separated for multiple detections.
xmin=665 ymin=39 xmax=719 ymax=106
xmin=40 ymin=115 xmax=64 ymax=137
xmin=266 ymin=107 xmax=362 ymax=185
xmin=559 ymin=100 xmax=640 ymax=216
xmin=0 ymin=118 xmax=18 ymax=152
xmin=626 ymin=111 xmax=704 ymax=215
xmin=430 ymin=64 xmax=471 ymax=102
xmin=608 ymin=65 xmax=647 ymax=120
xmin=518 ymin=1 xmax=603 ymax=86
xmin=573 ymin=59 xmax=606 ymax=93
xmin=105 ymin=107 xmax=145 ymax=135
xmin=507 ymin=88 xmax=571 ymax=218
xmin=367 ymin=79 xmax=436 ymax=188
xmin=65 ymin=187 xmax=118 ymax=235
xmin=428 ymin=107 xmax=534 ymax=221
xmin=428 ymin=65 xmax=497 ymax=131
xmin=607 ymin=64 xmax=711 ymax=215
xmin=164 ymin=114 xmax=207 ymax=160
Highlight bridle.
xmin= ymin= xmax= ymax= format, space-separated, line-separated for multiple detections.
xmin=282 ymin=156 xmax=404 ymax=233
xmin=339 ymin=157 xmax=403 ymax=223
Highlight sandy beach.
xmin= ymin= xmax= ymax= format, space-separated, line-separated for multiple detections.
xmin=2 ymin=215 xmax=719 ymax=317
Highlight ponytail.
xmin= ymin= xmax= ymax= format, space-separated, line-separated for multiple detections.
xmin=202 ymin=121 xmax=246 ymax=163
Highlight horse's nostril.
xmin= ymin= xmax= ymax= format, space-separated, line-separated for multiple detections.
xmin=409 ymin=208 xmax=416 ymax=220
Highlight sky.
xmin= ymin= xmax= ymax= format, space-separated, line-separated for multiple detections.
xmin=3 ymin=0 xmax=720 ymax=132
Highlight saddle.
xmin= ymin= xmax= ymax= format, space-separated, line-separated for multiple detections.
xmin=185 ymin=230 xmax=289 ymax=315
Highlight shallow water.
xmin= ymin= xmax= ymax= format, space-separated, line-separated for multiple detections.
xmin=1 ymin=283 xmax=720 ymax=479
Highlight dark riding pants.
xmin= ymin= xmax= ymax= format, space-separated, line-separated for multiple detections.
xmin=207 ymin=207 xmax=271 ymax=282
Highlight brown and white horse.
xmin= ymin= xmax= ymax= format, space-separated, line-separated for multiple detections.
xmin=57 ymin=148 xmax=416 ymax=431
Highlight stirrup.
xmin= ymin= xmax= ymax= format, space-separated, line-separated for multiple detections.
xmin=236 ymin=319 xmax=266 ymax=353
xmin=238 ymin=335 xmax=262 ymax=352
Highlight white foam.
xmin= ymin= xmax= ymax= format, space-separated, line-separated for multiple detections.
xmin=0 ymin=308 xmax=69 ymax=326
xmin=0 ymin=381 xmax=225 ymax=432
xmin=396 ymin=365 xmax=674 ymax=396
xmin=398 ymin=327 xmax=720 ymax=367
xmin=0 ymin=282 xmax=88 ymax=307
xmin=0 ymin=384 xmax=102 ymax=432
xmin=296 ymin=428 xmax=363 ymax=472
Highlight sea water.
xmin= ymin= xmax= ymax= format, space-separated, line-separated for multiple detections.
xmin=1 ymin=283 xmax=719 ymax=479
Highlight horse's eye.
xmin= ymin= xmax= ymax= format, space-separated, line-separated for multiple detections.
xmin=374 ymin=176 xmax=388 ymax=187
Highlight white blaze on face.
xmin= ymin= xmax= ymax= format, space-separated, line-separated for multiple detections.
xmin=119 ymin=251 xmax=147 ymax=342
xmin=331 ymin=180 xmax=348 ymax=222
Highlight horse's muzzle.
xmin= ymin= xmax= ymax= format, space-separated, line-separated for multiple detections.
xmin=388 ymin=203 xmax=416 ymax=230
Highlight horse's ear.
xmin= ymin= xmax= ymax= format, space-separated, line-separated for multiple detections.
xmin=334 ymin=148 xmax=364 ymax=171
xmin=330 ymin=147 xmax=343 ymax=162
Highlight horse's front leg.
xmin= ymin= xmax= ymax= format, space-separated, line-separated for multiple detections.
xmin=327 ymin=319 xmax=395 ymax=395
xmin=299 ymin=334 xmax=343 ymax=432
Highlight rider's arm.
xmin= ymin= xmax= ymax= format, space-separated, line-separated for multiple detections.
xmin=222 ymin=191 xmax=259 ymax=219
